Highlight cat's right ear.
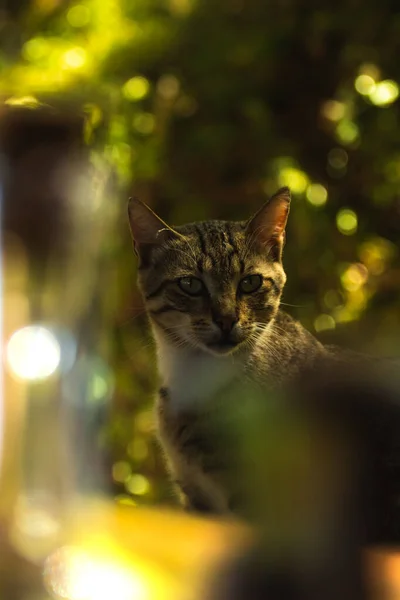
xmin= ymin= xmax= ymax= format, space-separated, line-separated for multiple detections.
xmin=128 ymin=197 xmax=178 ymax=260
xmin=246 ymin=187 xmax=291 ymax=261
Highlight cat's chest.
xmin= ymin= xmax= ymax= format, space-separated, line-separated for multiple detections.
xmin=156 ymin=343 xmax=241 ymax=410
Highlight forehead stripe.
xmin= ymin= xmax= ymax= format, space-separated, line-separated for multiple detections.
xmin=194 ymin=224 xmax=207 ymax=255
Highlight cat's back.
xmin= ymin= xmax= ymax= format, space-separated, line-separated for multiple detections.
xmin=248 ymin=310 xmax=325 ymax=383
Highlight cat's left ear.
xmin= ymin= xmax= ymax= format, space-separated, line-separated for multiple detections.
xmin=246 ymin=187 xmax=291 ymax=261
xmin=128 ymin=197 xmax=179 ymax=259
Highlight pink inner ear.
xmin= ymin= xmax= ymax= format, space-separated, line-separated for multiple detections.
xmin=261 ymin=201 xmax=289 ymax=242
xmin=271 ymin=205 xmax=289 ymax=238
xmin=246 ymin=191 xmax=290 ymax=252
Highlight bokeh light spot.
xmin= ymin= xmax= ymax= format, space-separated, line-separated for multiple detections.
xmin=336 ymin=121 xmax=359 ymax=145
xmin=359 ymin=237 xmax=396 ymax=275
xmin=314 ymin=314 xmax=335 ymax=333
xmin=67 ymin=4 xmax=91 ymax=27
xmin=324 ymin=290 xmax=344 ymax=310
xmin=321 ymin=100 xmax=346 ymax=122
xmin=355 ymin=74 xmax=376 ymax=96
xmin=369 ymin=80 xmax=399 ymax=107
xmin=112 ymin=461 xmax=132 ymax=484
xmin=22 ymin=37 xmax=48 ymax=61
xmin=157 ymin=74 xmax=180 ymax=100
xmin=341 ymin=263 xmax=369 ymax=292
xmin=62 ymin=47 xmax=87 ymax=69
xmin=125 ymin=474 xmax=150 ymax=496
xmin=336 ymin=209 xmax=358 ymax=235
xmin=278 ymin=167 xmax=309 ymax=194
xmin=7 ymin=326 xmax=61 ymax=381
xmin=123 ymin=77 xmax=150 ymax=101
xmin=306 ymin=184 xmax=327 ymax=207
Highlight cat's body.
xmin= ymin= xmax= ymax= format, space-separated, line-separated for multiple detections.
xmin=154 ymin=308 xmax=326 ymax=513
xmin=128 ymin=191 xmax=400 ymax=598
xmin=128 ymin=188 xmax=341 ymax=514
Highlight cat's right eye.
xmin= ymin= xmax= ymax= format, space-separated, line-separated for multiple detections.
xmin=177 ymin=276 xmax=205 ymax=296
xmin=239 ymin=274 xmax=263 ymax=294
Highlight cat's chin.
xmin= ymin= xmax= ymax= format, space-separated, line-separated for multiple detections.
xmin=205 ymin=341 xmax=242 ymax=356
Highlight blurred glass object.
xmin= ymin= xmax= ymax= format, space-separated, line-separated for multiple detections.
xmin=0 ymin=105 xmax=117 ymax=595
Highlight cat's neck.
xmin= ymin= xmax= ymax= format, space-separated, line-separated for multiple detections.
xmin=153 ymin=328 xmax=247 ymax=409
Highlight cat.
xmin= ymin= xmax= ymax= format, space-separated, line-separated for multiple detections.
xmin=127 ymin=187 xmax=341 ymax=513
xmin=128 ymin=188 xmax=400 ymax=599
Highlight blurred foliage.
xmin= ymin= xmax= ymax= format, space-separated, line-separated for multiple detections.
xmin=1 ymin=0 xmax=400 ymax=506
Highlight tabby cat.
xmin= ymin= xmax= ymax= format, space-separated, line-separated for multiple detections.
xmin=127 ymin=187 xmax=340 ymax=514
xmin=128 ymin=190 xmax=400 ymax=600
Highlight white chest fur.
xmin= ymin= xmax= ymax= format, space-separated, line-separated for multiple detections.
xmin=155 ymin=335 xmax=242 ymax=410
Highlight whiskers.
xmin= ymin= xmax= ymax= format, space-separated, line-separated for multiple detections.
xmin=243 ymin=321 xmax=282 ymax=363
xmin=154 ymin=321 xmax=204 ymax=351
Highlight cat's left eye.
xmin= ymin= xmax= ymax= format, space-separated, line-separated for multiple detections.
xmin=177 ymin=276 xmax=205 ymax=296
xmin=239 ymin=274 xmax=263 ymax=294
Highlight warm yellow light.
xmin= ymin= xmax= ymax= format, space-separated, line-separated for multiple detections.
xmin=278 ymin=167 xmax=309 ymax=194
xmin=123 ymin=77 xmax=150 ymax=101
xmin=44 ymin=546 xmax=150 ymax=600
xmin=359 ymin=237 xmax=396 ymax=275
xmin=354 ymin=74 xmax=376 ymax=96
xmin=306 ymin=183 xmax=327 ymax=207
xmin=62 ymin=47 xmax=87 ymax=69
xmin=115 ymin=495 xmax=137 ymax=506
xmin=369 ymin=80 xmax=399 ymax=107
xmin=112 ymin=461 xmax=132 ymax=484
xmin=321 ymin=100 xmax=346 ymax=122
xmin=7 ymin=326 xmax=61 ymax=381
xmin=22 ymin=37 xmax=48 ymax=61
xmin=125 ymin=475 xmax=150 ymax=496
xmin=341 ymin=263 xmax=369 ymax=292
xmin=336 ymin=209 xmax=358 ymax=236
xmin=335 ymin=121 xmax=359 ymax=144
xmin=5 ymin=96 xmax=39 ymax=107
xmin=157 ymin=75 xmax=180 ymax=100
xmin=314 ymin=314 xmax=335 ymax=333
xmin=67 ymin=4 xmax=91 ymax=27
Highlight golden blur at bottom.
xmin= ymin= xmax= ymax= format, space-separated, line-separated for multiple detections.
xmin=0 ymin=496 xmax=400 ymax=599
xmin=39 ymin=498 xmax=251 ymax=600
xmin=44 ymin=545 xmax=163 ymax=600
xmin=35 ymin=499 xmax=400 ymax=600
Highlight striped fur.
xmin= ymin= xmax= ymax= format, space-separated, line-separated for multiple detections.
xmin=128 ymin=188 xmax=324 ymax=514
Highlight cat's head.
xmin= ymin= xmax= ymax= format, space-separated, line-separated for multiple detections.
xmin=128 ymin=188 xmax=290 ymax=356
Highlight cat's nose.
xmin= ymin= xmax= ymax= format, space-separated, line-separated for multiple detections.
xmin=214 ymin=315 xmax=238 ymax=333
